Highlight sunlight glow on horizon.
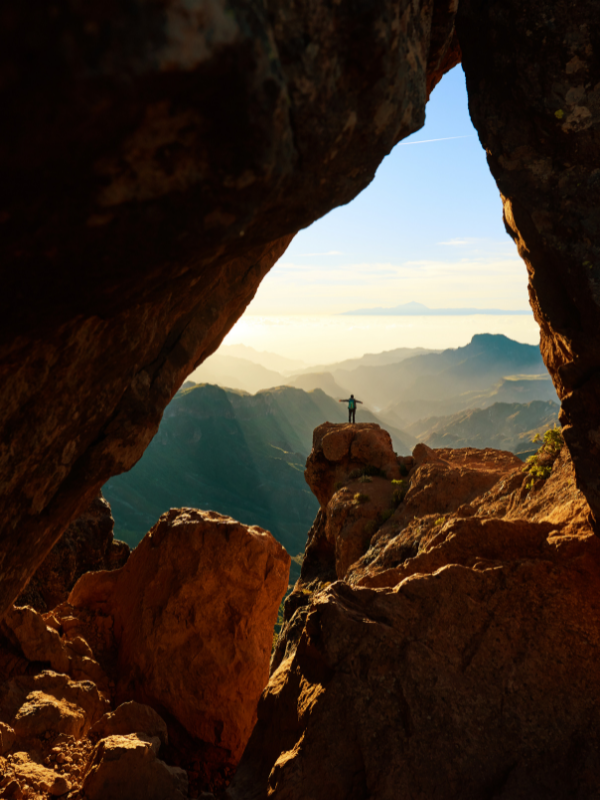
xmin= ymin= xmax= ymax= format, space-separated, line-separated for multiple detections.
xmin=221 ymin=66 xmax=538 ymax=365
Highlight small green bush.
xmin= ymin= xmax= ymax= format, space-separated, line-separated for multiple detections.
xmin=353 ymin=492 xmax=370 ymax=504
xmin=358 ymin=475 xmax=373 ymax=483
xmin=391 ymin=478 xmax=410 ymax=506
xmin=434 ymin=516 xmax=445 ymax=527
xmin=524 ymin=425 xmax=564 ymax=488
xmin=379 ymin=509 xmax=394 ymax=523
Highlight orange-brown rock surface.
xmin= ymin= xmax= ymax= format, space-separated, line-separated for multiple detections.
xmin=305 ymin=423 xmax=402 ymax=508
xmin=273 ymin=423 xmax=403 ymax=670
xmin=68 ymin=508 xmax=290 ymax=764
xmin=82 ymin=733 xmax=188 ymax=800
xmin=237 ymin=430 xmax=600 ymax=800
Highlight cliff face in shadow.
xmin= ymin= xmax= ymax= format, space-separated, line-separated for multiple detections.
xmin=457 ymin=0 xmax=600 ymax=523
xmin=0 ymin=0 xmax=459 ymax=619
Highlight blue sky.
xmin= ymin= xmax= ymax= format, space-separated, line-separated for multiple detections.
xmin=244 ymin=65 xmax=532 ymax=316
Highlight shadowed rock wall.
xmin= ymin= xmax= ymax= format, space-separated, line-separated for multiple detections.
xmin=0 ymin=0 xmax=458 ymax=619
xmin=457 ymin=0 xmax=600 ymax=524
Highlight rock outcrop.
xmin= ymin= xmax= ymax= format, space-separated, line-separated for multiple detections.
xmin=273 ymin=423 xmax=404 ymax=669
xmin=90 ymin=701 xmax=169 ymax=747
xmin=305 ymin=423 xmax=402 ymax=508
xmin=82 ymin=734 xmax=188 ymax=800
xmin=240 ymin=427 xmax=600 ymax=799
xmin=16 ymin=493 xmax=129 ymax=614
xmin=0 ymin=0 xmax=458 ymax=621
xmin=231 ymin=536 xmax=600 ymax=800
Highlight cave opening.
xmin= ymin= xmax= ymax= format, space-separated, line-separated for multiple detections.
xmin=2 ymin=1 xmax=600 ymax=796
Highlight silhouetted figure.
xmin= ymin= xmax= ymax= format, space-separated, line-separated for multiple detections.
xmin=340 ymin=394 xmax=363 ymax=423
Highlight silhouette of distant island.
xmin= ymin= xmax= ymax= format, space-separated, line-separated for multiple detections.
xmin=341 ymin=301 xmax=530 ymax=316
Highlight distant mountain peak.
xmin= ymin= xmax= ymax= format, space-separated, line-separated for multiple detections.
xmin=341 ymin=302 xmax=531 ymax=317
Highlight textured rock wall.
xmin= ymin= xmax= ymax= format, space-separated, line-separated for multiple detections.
xmin=230 ymin=431 xmax=600 ymax=800
xmin=0 ymin=0 xmax=457 ymax=620
xmin=16 ymin=493 xmax=129 ymax=613
xmin=457 ymin=0 xmax=600 ymax=524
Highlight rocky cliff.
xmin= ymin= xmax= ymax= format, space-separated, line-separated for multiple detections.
xmin=232 ymin=423 xmax=600 ymax=800
xmin=2 ymin=425 xmax=599 ymax=798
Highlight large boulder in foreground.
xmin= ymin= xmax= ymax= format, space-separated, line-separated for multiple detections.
xmin=69 ymin=509 xmax=290 ymax=763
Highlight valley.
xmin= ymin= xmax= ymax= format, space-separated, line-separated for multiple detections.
xmin=104 ymin=334 xmax=559 ymax=563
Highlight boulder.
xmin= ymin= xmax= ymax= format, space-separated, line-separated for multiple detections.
xmin=0 ymin=671 xmax=109 ymax=739
xmin=82 ymin=734 xmax=188 ymax=800
xmin=12 ymin=691 xmax=87 ymax=740
xmin=9 ymin=752 xmax=71 ymax=797
xmin=2 ymin=604 xmax=109 ymax=690
xmin=3 ymin=606 xmax=71 ymax=674
xmin=90 ymin=702 xmax=169 ymax=746
xmin=305 ymin=423 xmax=401 ymax=507
xmin=70 ymin=509 xmax=290 ymax=761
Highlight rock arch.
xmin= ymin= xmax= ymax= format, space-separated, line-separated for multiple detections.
xmin=0 ymin=0 xmax=597 ymax=619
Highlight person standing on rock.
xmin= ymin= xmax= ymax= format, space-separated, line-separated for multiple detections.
xmin=340 ymin=394 xmax=363 ymax=423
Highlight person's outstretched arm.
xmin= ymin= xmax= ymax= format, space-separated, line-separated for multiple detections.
xmin=357 ymin=399 xmax=364 ymax=404
xmin=339 ymin=399 xmax=350 ymax=403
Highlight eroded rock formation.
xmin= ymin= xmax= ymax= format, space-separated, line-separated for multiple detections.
xmin=0 ymin=0 xmax=458 ymax=620
xmin=233 ymin=424 xmax=600 ymax=800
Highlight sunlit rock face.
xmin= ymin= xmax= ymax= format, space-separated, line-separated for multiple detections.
xmin=457 ymin=0 xmax=600 ymax=526
xmin=232 ymin=434 xmax=600 ymax=800
xmin=0 ymin=0 xmax=458 ymax=619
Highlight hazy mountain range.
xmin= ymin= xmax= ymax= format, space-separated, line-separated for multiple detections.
xmin=191 ymin=334 xmax=557 ymax=425
xmin=407 ymin=400 xmax=559 ymax=455
xmin=104 ymin=334 xmax=561 ymax=564
xmin=341 ymin=301 xmax=531 ymax=316
xmin=102 ymin=385 xmax=411 ymax=573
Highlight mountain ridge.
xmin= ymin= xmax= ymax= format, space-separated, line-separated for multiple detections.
xmin=341 ymin=300 xmax=531 ymax=316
